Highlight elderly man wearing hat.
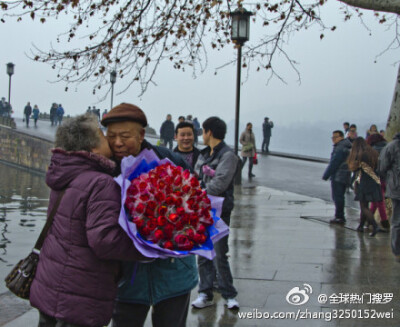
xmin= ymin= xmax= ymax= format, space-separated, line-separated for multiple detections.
xmin=101 ymin=103 xmax=198 ymax=327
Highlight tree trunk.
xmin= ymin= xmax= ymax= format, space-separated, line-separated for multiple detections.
xmin=386 ymin=64 xmax=400 ymax=141
xmin=339 ymin=0 xmax=400 ymax=15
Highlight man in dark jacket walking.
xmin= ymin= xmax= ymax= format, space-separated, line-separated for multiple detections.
xmin=102 ymin=104 xmax=198 ymax=327
xmin=322 ymin=130 xmax=352 ymax=224
xmin=378 ymin=133 xmax=400 ymax=258
xmin=160 ymin=114 xmax=175 ymax=150
xmin=191 ymin=116 xmax=240 ymax=310
xmin=24 ymin=102 xmax=32 ymax=127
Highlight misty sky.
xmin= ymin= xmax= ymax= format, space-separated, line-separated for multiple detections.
xmin=1 ymin=1 xmax=398 ymax=157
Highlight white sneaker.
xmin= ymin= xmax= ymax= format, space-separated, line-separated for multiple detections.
xmin=225 ymin=298 xmax=239 ymax=310
xmin=191 ymin=293 xmax=214 ymax=309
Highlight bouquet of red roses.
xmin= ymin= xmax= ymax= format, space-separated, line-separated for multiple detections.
xmin=115 ymin=149 xmax=229 ymax=259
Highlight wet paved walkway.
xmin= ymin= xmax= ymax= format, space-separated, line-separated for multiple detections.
xmin=1 ymin=120 xmax=399 ymax=326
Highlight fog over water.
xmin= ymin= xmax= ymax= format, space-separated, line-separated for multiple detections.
xmin=1 ymin=1 xmax=397 ymax=159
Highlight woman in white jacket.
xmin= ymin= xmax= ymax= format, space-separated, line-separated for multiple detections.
xmin=240 ymin=122 xmax=256 ymax=178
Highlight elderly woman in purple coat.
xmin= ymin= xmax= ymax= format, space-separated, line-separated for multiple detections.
xmin=29 ymin=114 xmax=147 ymax=327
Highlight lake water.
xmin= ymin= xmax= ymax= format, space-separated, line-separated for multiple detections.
xmin=0 ymin=163 xmax=49 ymax=294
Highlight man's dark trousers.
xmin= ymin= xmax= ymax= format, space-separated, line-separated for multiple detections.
xmin=331 ymin=180 xmax=346 ymax=219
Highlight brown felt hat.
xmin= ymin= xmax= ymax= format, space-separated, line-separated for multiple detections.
xmin=101 ymin=103 xmax=148 ymax=127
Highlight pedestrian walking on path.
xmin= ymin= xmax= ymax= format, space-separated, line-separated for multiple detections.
xmin=32 ymin=105 xmax=40 ymax=127
xmin=56 ymin=104 xmax=64 ymax=125
xmin=240 ymin=122 xmax=256 ymax=178
xmin=348 ymin=137 xmax=382 ymax=236
xmin=24 ymin=102 xmax=32 ymax=127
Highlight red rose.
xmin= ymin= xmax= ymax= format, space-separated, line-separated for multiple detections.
xmin=185 ymin=228 xmax=195 ymax=240
xmin=175 ymin=221 xmax=184 ymax=230
xmin=168 ymin=213 xmax=179 ymax=222
xmin=183 ymin=170 xmax=190 ymax=180
xmin=197 ymin=224 xmax=206 ymax=234
xmin=158 ymin=180 xmax=166 ymax=190
xmin=178 ymin=239 xmax=194 ymax=251
xmin=127 ymin=184 xmax=139 ymax=196
xmin=147 ymin=200 xmax=157 ymax=210
xmin=157 ymin=216 xmax=167 ymax=226
xmin=163 ymin=241 xmax=174 ymax=250
xmin=193 ymin=233 xmax=207 ymax=244
xmin=132 ymin=216 xmax=145 ymax=228
xmin=165 ymin=196 xmax=175 ymax=205
xmin=158 ymin=206 xmax=168 ymax=216
xmin=190 ymin=177 xmax=200 ymax=188
xmin=147 ymin=219 xmax=157 ymax=231
xmin=154 ymin=229 xmax=164 ymax=241
xmin=176 ymin=207 xmax=185 ymax=216
xmin=140 ymin=226 xmax=151 ymax=236
xmin=173 ymin=176 xmax=182 ymax=186
xmin=140 ymin=193 xmax=150 ymax=201
xmin=182 ymin=185 xmax=191 ymax=194
xmin=175 ymin=198 xmax=183 ymax=207
xmin=139 ymin=181 xmax=147 ymax=191
xmin=155 ymin=191 xmax=165 ymax=202
xmin=135 ymin=203 xmax=145 ymax=214
xmin=174 ymin=234 xmax=188 ymax=245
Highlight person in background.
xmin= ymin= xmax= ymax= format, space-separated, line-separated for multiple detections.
xmin=378 ymin=133 xmax=400 ymax=259
xmin=29 ymin=114 xmax=147 ymax=327
xmin=173 ymin=121 xmax=200 ymax=169
xmin=346 ymin=128 xmax=357 ymax=143
xmin=349 ymin=124 xmax=358 ymax=137
xmin=240 ymin=122 xmax=256 ymax=178
xmin=262 ymin=117 xmax=274 ymax=153
xmin=32 ymin=104 xmax=40 ymax=127
xmin=366 ymin=133 xmax=390 ymax=230
xmin=160 ymin=114 xmax=175 ymax=150
xmin=348 ymin=137 xmax=381 ymax=236
xmin=101 ymin=104 xmax=198 ymax=327
xmin=343 ymin=122 xmax=350 ymax=138
xmin=366 ymin=124 xmax=378 ymax=138
xmin=192 ymin=116 xmax=240 ymax=310
xmin=50 ymin=103 xmax=58 ymax=126
xmin=192 ymin=117 xmax=201 ymax=146
xmin=24 ymin=102 xmax=32 ymax=127
xmin=380 ymin=130 xmax=385 ymax=138
xmin=0 ymin=97 xmax=11 ymax=117
xmin=57 ymin=104 xmax=65 ymax=126
xmin=178 ymin=116 xmax=185 ymax=123
xmin=322 ymin=130 xmax=352 ymax=224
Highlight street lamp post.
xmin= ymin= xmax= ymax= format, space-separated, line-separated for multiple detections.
xmin=230 ymin=7 xmax=252 ymax=185
xmin=6 ymin=63 xmax=15 ymax=109
xmin=110 ymin=70 xmax=117 ymax=109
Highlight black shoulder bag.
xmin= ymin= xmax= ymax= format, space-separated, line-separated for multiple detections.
xmin=4 ymin=190 xmax=65 ymax=299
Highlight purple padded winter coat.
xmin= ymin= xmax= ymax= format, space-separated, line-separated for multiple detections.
xmin=30 ymin=149 xmax=144 ymax=327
